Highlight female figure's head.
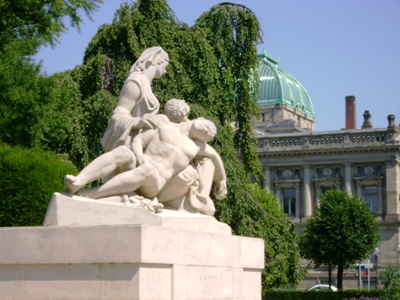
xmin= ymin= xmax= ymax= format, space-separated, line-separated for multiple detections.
xmin=130 ymin=46 xmax=169 ymax=76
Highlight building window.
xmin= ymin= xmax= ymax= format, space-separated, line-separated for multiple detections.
xmin=283 ymin=189 xmax=296 ymax=217
xmin=363 ymin=186 xmax=379 ymax=213
xmin=363 ymin=280 xmax=377 ymax=289
xmin=321 ymin=187 xmax=333 ymax=195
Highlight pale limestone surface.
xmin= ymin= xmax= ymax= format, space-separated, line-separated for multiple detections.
xmin=0 ymin=192 xmax=264 ymax=299
xmin=65 ymin=113 xmax=227 ymax=216
xmin=0 ymin=223 xmax=264 ymax=300
xmin=101 ymin=46 xmax=167 ymax=152
xmin=44 ymin=192 xmax=231 ymax=235
xmin=66 ymin=115 xmax=226 ymax=199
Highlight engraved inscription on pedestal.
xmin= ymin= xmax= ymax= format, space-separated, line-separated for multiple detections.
xmin=186 ymin=266 xmax=232 ymax=299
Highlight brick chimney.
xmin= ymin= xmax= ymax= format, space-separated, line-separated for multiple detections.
xmin=345 ymin=95 xmax=356 ymax=129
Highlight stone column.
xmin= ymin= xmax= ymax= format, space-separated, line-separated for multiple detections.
xmin=295 ymin=186 xmax=301 ymax=219
xmin=276 ymin=187 xmax=282 ymax=207
xmin=356 ymin=182 xmax=362 ymax=198
xmin=344 ymin=163 xmax=352 ymax=196
xmin=303 ymin=165 xmax=312 ymax=217
xmin=263 ymin=167 xmax=272 ymax=191
xmin=378 ymin=184 xmax=383 ymax=219
xmin=385 ymin=160 xmax=400 ymax=221
xmin=315 ymin=183 xmax=321 ymax=207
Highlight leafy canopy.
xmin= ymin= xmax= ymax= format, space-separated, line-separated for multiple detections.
xmin=78 ymin=0 xmax=305 ymax=290
xmin=0 ymin=0 xmax=103 ymax=54
xmin=299 ymin=189 xmax=379 ymax=289
xmin=0 ymin=0 xmax=306 ymax=290
xmin=0 ymin=0 xmax=103 ymax=147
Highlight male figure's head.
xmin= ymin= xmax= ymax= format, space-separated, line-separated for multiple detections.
xmin=164 ymin=99 xmax=190 ymax=123
xmin=189 ymin=118 xmax=217 ymax=142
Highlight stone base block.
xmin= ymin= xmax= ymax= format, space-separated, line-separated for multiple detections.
xmin=0 ymin=224 xmax=264 ymax=300
xmin=44 ymin=193 xmax=231 ymax=235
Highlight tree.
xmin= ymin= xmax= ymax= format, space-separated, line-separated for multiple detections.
xmin=0 ymin=0 xmax=305 ymax=289
xmin=70 ymin=0 xmax=305 ymax=289
xmin=0 ymin=43 xmax=43 ymax=147
xmin=0 ymin=0 xmax=103 ymax=55
xmin=247 ymin=184 xmax=306 ymax=292
xmin=299 ymin=189 xmax=380 ymax=289
xmin=0 ymin=0 xmax=103 ymax=153
xmin=378 ymin=266 xmax=400 ymax=300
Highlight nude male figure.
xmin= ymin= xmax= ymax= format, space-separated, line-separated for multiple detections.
xmin=65 ymin=115 xmax=226 ymax=201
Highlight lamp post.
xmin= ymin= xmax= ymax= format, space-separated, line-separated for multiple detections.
xmin=374 ymin=248 xmax=379 ymax=288
xmin=397 ymin=245 xmax=400 ymax=265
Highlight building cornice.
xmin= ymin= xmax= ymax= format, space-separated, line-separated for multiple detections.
xmin=257 ymin=128 xmax=400 ymax=158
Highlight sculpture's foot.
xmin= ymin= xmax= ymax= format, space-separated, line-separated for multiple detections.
xmin=122 ymin=195 xmax=164 ymax=213
xmin=64 ymin=175 xmax=83 ymax=195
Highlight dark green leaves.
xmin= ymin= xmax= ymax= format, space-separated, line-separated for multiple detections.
xmin=0 ymin=0 xmax=305 ymax=290
xmin=299 ymin=189 xmax=379 ymax=288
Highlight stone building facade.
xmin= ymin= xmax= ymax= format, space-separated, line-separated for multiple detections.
xmin=254 ymin=51 xmax=400 ymax=289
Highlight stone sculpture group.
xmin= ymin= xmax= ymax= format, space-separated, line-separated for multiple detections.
xmin=0 ymin=46 xmax=264 ymax=300
xmin=64 ymin=46 xmax=227 ymax=215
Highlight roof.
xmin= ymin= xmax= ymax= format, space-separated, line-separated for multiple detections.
xmin=258 ymin=50 xmax=314 ymax=118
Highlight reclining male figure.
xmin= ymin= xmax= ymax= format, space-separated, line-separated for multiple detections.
xmin=65 ymin=115 xmax=226 ymax=202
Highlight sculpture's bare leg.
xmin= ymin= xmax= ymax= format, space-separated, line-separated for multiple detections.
xmin=76 ymin=164 xmax=157 ymax=199
xmin=64 ymin=146 xmax=135 ymax=194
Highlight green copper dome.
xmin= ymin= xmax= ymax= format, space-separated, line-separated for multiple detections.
xmin=258 ymin=50 xmax=314 ymax=118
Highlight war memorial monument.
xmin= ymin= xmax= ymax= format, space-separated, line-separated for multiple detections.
xmin=0 ymin=47 xmax=264 ymax=300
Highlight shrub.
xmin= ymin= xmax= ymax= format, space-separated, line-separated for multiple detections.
xmin=263 ymin=289 xmax=381 ymax=300
xmin=378 ymin=266 xmax=400 ymax=300
xmin=0 ymin=144 xmax=78 ymax=226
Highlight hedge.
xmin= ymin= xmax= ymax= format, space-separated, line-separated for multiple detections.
xmin=264 ymin=289 xmax=382 ymax=300
xmin=0 ymin=144 xmax=78 ymax=226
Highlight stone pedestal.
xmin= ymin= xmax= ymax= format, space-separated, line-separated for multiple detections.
xmin=0 ymin=194 xmax=264 ymax=300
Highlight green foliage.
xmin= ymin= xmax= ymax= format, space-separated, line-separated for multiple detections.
xmin=0 ymin=0 xmax=106 ymax=168
xmin=263 ymin=289 xmax=381 ymax=300
xmin=31 ymin=68 xmax=117 ymax=169
xmin=194 ymin=2 xmax=263 ymax=177
xmin=378 ymin=266 xmax=400 ymax=300
xmin=0 ymin=0 xmax=103 ymax=54
xmin=77 ymin=0 xmax=304 ymax=289
xmin=0 ymin=144 xmax=78 ymax=226
xmin=0 ymin=0 xmax=305 ymax=289
xmin=215 ymin=183 xmax=306 ymax=291
xmin=299 ymin=189 xmax=380 ymax=289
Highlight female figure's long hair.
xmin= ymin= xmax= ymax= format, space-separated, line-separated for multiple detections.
xmin=129 ymin=46 xmax=169 ymax=73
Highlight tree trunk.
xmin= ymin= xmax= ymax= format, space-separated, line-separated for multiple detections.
xmin=337 ymin=261 xmax=344 ymax=289
xmin=328 ymin=264 xmax=332 ymax=288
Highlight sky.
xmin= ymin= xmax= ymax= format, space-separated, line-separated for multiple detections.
xmin=34 ymin=0 xmax=400 ymax=132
